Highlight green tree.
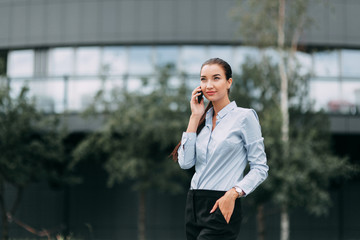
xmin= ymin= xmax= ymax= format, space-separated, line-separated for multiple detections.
xmin=73 ymin=64 xmax=190 ymax=240
xmin=231 ymin=1 xmax=321 ymax=239
xmin=230 ymin=56 xmax=356 ymax=240
xmin=0 ymin=85 xmax=80 ymax=240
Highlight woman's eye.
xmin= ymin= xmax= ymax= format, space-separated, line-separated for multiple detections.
xmin=200 ymin=78 xmax=206 ymax=81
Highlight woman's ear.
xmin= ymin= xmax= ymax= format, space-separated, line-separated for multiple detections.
xmin=227 ymin=78 xmax=233 ymax=90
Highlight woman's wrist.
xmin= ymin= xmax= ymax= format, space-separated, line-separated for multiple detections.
xmin=226 ymin=188 xmax=239 ymax=200
xmin=190 ymin=113 xmax=202 ymax=121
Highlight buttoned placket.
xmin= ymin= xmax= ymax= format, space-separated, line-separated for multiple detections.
xmin=206 ymin=114 xmax=221 ymax=159
xmin=205 ymin=103 xmax=234 ymax=161
xmin=196 ymin=103 xmax=234 ymax=188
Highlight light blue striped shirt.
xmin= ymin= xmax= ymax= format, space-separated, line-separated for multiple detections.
xmin=178 ymin=101 xmax=268 ymax=196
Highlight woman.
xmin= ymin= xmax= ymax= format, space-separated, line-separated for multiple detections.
xmin=171 ymin=58 xmax=269 ymax=240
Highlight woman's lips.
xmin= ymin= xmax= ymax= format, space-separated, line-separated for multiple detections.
xmin=206 ymin=91 xmax=216 ymax=96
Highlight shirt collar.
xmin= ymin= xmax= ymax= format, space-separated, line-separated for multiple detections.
xmin=217 ymin=101 xmax=237 ymax=119
xmin=205 ymin=101 xmax=237 ymax=126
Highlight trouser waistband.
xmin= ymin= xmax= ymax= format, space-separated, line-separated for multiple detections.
xmin=188 ymin=189 xmax=227 ymax=198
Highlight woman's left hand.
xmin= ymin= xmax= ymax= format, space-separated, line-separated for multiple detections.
xmin=210 ymin=188 xmax=239 ymax=224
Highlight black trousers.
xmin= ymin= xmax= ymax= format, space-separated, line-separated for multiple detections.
xmin=185 ymin=190 xmax=242 ymax=240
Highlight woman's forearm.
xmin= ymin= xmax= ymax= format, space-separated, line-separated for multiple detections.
xmin=186 ymin=114 xmax=201 ymax=133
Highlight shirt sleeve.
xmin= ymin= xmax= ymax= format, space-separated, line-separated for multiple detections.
xmin=177 ymin=132 xmax=197 ymax=169
xmin=235 ymin=109 xmax=269 ymax=196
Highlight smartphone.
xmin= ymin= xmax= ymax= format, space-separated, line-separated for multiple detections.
xmin=197 ymin=91 xmax=203 ymax=103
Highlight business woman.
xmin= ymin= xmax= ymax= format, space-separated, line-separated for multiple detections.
xmin=171 ymin=58 xmax=269 ymax=240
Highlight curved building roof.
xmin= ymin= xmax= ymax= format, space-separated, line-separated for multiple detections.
xmin=0 ymin=0 xmax=360 ymax=49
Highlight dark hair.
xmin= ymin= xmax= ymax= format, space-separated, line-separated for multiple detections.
xmin=170 ymin=58 xmax=232 ymax=161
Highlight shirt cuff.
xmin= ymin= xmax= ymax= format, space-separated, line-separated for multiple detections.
xmin=181 ymin=132 xmax=196 ymax=145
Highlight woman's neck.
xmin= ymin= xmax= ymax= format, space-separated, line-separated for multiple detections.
xmin=212 ymin=97 xmax=231 ymax=117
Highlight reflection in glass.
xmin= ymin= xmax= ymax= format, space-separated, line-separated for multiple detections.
xmin=208 ymin=46 xmax=233 ymax=66
xmin=8 ymin=79 xmax=31 ymax=99
xmin=67 ymin=77 xmax=102 ymax=111
xmin=341 ymin=80 xmax=360 ymax=105
xmin=128 ymin=46 xmax=153 ymax=75
xmin=76 ymin=47 xmax=101 ymax=76
xmin=232 ymin=47 xmax=259 ymax=73
xmin=6 ymin=46 xmax=360 ymax=115
xmin=156 ymin=46 xmax=179 ymax=67
xmin=32 ymin=78 xmax=65 ymax=113
xmin=181 ymin=46 xmax=208 ymax=75
xmin=8 ymin=50 xmax=34 ymax=77
xmin=313 ymin=51 xmax=339 ymax=77
xmin=126 ymin=76 xmax=158 ymax=95
xmin=309 ymin=78 xmax=341 ymax=111
xmin=104 ymin=76 xmax=125 ymax=93
xmin=127 ymin=76 xmax=145 ymax=93
xmin=49 ymin=48 xmax=74 ymax=76
xmin=102 ymin=47 xmax=127 ymax=75
xmin=10 ymin=78 xmax=65 ymax=113
xmin=155 ymin=46 xmax=180 ymax=88
xmin=341 ymin=49 xmax=360 ymax=77
xmin=262 ymin=48 xmax=280 ymax=65
xmin=295 ymin=51 xmax=312 ymax=75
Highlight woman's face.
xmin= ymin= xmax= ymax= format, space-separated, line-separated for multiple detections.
xmin=200 ymin=64 xmax=232 ymax=103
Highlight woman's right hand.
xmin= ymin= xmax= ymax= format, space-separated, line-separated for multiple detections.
xmin=185 ymin=86 xmax=205 ymax=133
xmin=190 ymin=86 xmax=205 ymax=118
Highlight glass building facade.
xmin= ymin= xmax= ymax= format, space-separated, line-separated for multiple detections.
xmin=3 ymin=46 xmax=360 ymax=114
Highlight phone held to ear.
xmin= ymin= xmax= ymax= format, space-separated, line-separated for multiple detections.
xmin=197 ymin=91 xmax=203 ymax=104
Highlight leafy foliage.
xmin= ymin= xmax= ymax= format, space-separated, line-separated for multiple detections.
xmin=73 ymin=64 xmax=190 ymax=193
xmin=231 ymin=56 xmax=357 ymax=215
xmin=0 ymin=86 xmax=79 ymax=188
xmin=0 ymin=85 xmax=80 ymax=240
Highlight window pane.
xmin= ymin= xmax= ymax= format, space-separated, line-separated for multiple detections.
xmin=181 ymin=46 xmax=208 ymax=75
xmin=156 ymin=46 xmax=179 ymax=67
xmin=8 ymin=79 xmax=30 ymax=99
xmin=309 ymin=78 xmax=341 ymax=111
xmin=7 ymin=50 xmax=34 ymax=77
xmin=67 ymin=77 xmax=102 ymax=111
xmin=126 ymin=76 xmax=156 ymax=94
xmin=341 ymin=49 xmax=360 ymax=77
xmin=323 ymin=79 xmax=360 ymax=114
xmin=128 ymin=46 xmax=153 ymax=75
xmin=76 ymin=47 xmax=101 ymax=76
xmin=32 ymin=78 xmax=65 ymax=113
xmin=102 ymin=47 xmax=127 ymax=75
xmin=341 ymin=79 xmax=360 ymax=106
xmin=313 ymin=51 xmax=339 ymax=77
xmin=155 ymin=46 xmax=180 ymax=87
xmin=262 ymin=48 xmax=280 ymax=65
xmin=9 ymin=78 xmax=65 ymax=113
xmin=232 ymin=46 xmax=259 ymax=73
xmin=295 ymin=51 xmax=312 ymax=75
xmin=49 ymin=48 xmax=74 ymax=76
xmin=208 ymin=46 xmax=233 ymax=65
